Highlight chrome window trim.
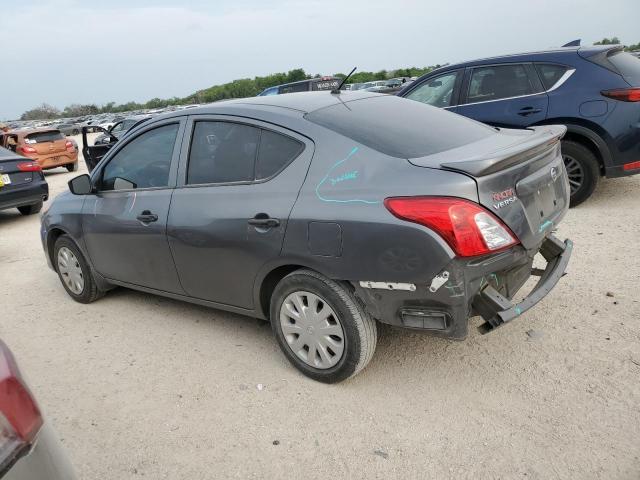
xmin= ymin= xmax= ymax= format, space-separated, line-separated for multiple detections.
xmin=545 ymin=68 xmax=576 ymax=92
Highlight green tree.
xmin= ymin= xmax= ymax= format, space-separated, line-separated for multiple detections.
xmin=594 ymin=37 xmax=620 ymax=45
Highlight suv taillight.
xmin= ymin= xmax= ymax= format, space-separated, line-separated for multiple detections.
xmin=601 ymin=88 xmax=640 ymax=102
xmin=384 ymin=196 xmax=519 ymax=257
xmin=65 ymin=140 xmax=75 ymax=152
xmin=0 ymin=340 xmax=43 ymax=472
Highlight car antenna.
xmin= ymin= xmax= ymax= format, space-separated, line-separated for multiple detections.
xmin=331 ymin=67 xmax=357 ymax=94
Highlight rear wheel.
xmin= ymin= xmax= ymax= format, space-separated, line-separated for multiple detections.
xmin=270 ymin=269 xmax=377 ymax=383
xmin=72 ymin=129 xmax=79 ymax=135
xmin=66 ymin=162 xmax=78 ymax=172
xmin=54 ymin=235 xmax=103 ymax=303
xmin=561 ymin=140 xmax=600 ymax=207
xmin=17 ymin=201 xmax=42 ymax=215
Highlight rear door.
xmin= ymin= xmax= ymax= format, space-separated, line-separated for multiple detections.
xmin=455 ymin=63 xmax=548 ymax=127
xmin=168 ymin=116 xmax=313 ymax=309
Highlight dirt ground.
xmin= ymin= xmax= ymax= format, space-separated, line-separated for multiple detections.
xmin=1 ymin=134 xmax=639 ymax=479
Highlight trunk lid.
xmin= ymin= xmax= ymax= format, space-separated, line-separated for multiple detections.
xmin=0 ymin=151 xmax=33 ymax=187
xmin=24 ymin=130 xmax=67 ymax=155
xmin=408 ymin=125 xmax=569 ymax=250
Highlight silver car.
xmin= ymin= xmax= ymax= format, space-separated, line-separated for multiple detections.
xmin=0 ymin=340 xmax=77 ymax=480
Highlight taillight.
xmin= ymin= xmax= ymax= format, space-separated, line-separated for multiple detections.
xmin=0 ymin=340 xmax=43 ymax=471
xmin=17 ymin=162 xmax=41 ymax=172
xmin=384 ymin=196 xmax=519 ymax=257
xmin=18 ymin=145 xmax=37 ymax=155
xmin=601 ymin=88 xmax=640 ymax=102
xmin=65 ymin=140 xmax=75 ymax=152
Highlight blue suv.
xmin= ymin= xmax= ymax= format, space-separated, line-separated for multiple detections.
xmin=398 ymin=44 xmax=640 ymax=206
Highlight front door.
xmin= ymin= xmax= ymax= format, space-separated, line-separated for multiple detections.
xmin=168 ymin=117 xmax=313 ymax=309
xmin=454 ymin=63 xmax=548 ymax=127
xmin=82 ymin=120 xmax=186 ymax=293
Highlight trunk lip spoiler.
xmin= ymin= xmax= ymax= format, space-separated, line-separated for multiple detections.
xmin=474 ymin=234 xmax=573 ymax=334
xmin=434 ymin=125 xmax=567 ymax=177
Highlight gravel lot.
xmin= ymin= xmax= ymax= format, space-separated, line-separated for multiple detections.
xmin=1 ymin=134 xmax=639 ymax=479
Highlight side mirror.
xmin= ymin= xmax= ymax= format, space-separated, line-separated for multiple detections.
xmin=68 ymin=174 xmax=93 ymax=195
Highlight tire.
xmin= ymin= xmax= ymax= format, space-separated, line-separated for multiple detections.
xmin=562 ymin=140 xmax=600 ymax=207
xmin=270 ymin=269 xmax=377 ymax=383
xmin=17 ymin=201 xmax=42 ymax=215
xmin=53 ymin=235 xmax=104 ymax=304
xmin=72 ymin=129 xmax=79 ymax=135
xmin=66 ymin=161 xmax=78 ymax=172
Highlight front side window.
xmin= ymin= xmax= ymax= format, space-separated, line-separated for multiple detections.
xmin=187 ymin=121 xmax=304 ymax=184
xmin=467 ymin=64 xmax=533 ymax=103
xmin=535 ymin=64 xmax=570 ymax=90
xmin=101 ymin=123 xmax=178 ymax=191
xmin=404 ymin=71 xmax=459 ymax=107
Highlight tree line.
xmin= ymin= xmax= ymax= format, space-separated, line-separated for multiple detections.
xmin=18 ymin=66 xmax=437 ymax=121
xmin=17 ymin=35 xmax=640 ymax=121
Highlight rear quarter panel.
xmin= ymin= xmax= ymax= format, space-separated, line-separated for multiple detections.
xmin=280 ymin=127 xmax=479 ymax=284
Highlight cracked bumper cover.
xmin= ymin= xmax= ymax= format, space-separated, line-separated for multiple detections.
xmin=353 ymin=234 xmax=572 ymax=339
xmin=473 ymin=235 xmax=572 ymax=334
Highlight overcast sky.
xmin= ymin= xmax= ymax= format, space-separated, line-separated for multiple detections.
xmin=0 ymin=0 xmax=637 ymax=119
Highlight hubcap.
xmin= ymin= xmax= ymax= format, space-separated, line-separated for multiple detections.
xmin=57 ymin=247 xmax=84 ymax=295
xmin=563 ymin=154 xmax=584 ymax=196
xmin=279 ymin=291 xmax=345 ymax=369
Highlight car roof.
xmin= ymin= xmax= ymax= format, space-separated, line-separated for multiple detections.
xmin=427 ymin=44 xmax=621 ymax=72
xmin=153 ymin=91 xmax=382 ymax=119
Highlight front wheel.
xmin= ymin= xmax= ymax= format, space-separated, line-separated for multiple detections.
xmin=561 ymin=140 xmax=600 ymax=207
xmin=270 ymin=269 xmax=377 ymax=383
xmin=54 ymin=235 xmax=104 ymax=303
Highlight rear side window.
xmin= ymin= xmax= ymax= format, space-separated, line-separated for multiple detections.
xmin=279 ymin=82 xmax=309 ymax=94
xmin=305 ymin=95 xmax=494 ymax=158
xmin=256 ymin=130 xmax=304 ymax=180
xmin=467 ymin=64 xmax=533 ymax=103
xmin=535 ymin=64 xmax=570 ymax=90
xmin=24 ymin=130 xmax=64 ymax=144
xmin=187 ymin=122 xmax=304 ymax=184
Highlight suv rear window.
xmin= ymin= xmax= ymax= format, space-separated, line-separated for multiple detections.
xmin=305 ymin=95 xmax=494 ymax=158
xmin=608 ymin=51 xmax=640 ymax=84
xmin=24 ymin=130 xmax=64 ymax=143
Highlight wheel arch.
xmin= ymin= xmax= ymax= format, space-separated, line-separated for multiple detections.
xmin=46 ymin=227 xmax=70 ymax=268
xmin=533 ymin=118 xmax=613 ymax=175
xmin=255 ymin=264 xmax=307 ymax=321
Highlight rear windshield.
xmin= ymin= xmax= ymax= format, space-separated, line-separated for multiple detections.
xmin=608 ymin=51 xmax=640 ymax=84
xmin=304 ymin=95 xmax=495 ymax=158
xmin=24 ymin=130 xmax=64 ymax=143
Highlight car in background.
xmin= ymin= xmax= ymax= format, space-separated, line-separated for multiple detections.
xmin=0 ymin=129 xmax=78 ymax=172
xmin=0 ymin=339 xmax=77 ymax=479
xmin=0 ymin=146 xmax=48 ymax=215
xmin=257 ymin=76 xmax=341 ymax=96
xmin=398 ymin=43 xmax=640 ymax=206
xmin=53 ymin=123 xmax=81 ymax=136
xmin=94 ymin=115 xmax=152 ymax=146
xmin=44 ymin=91 xmax=571 ymax=383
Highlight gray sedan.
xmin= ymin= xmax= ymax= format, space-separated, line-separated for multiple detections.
xmin=41 ymin=91 xmax=572 ymax=383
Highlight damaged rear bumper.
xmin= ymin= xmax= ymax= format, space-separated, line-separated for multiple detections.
xmin=352 ymin=234 xmax=572 ymax=339
xmin=473 ymin=235 xmax=572 ymax=334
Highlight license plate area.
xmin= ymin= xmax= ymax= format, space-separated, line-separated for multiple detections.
xmin=0 ymin=174 xmax=11 ymax=187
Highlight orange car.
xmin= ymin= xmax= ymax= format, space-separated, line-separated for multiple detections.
xmin=1 ymin=128 xmax=78 ymax=171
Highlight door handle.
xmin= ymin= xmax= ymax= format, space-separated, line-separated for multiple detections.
xmin=248 ymin=216 xmax=280 ymax=228
xmin=518 ymin=107 xmax=542 ymax=116
xmin=137 ymin=210 xmax=158 ymax=223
